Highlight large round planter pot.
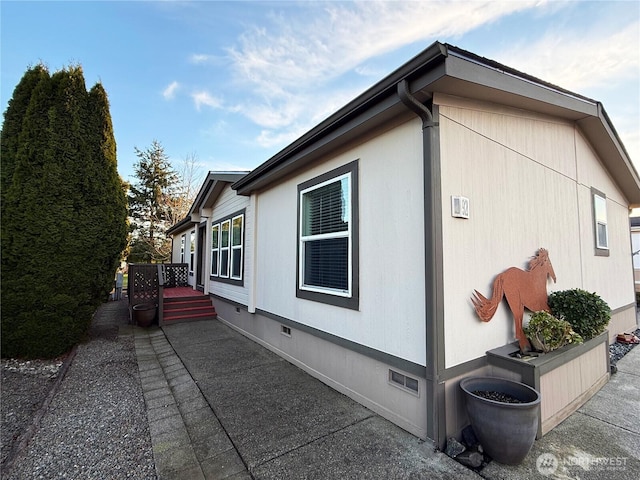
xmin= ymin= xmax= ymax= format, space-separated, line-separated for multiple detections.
xmin=132 ymin=303 xmax=156 ymax=327
xmin=460 ymin=376 xmax=540 ymax=465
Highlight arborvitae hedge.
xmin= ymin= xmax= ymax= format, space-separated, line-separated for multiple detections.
xmin=1 ymin=65 xmax=128 ymax=358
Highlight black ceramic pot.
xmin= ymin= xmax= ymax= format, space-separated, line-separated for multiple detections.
xmin=459 ymin=376 xmax=540 ymax=465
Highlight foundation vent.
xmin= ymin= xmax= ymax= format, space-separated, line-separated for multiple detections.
xmin=281 ymin=325 xmax=291 ymax=337
xmin=389 ymin=369 xmax=419 ymax=395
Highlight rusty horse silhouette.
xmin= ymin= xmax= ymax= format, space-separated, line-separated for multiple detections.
xmin=471 ymin=248 xmax=556 ymax=352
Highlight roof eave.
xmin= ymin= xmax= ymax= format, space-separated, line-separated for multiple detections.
xmin=232 ymin=41 xmax=449 ymax=195
xmin=577 ymin=105 xmax=640 ymax=206
xmin=232 ymin=42 xmax=640 ymax=206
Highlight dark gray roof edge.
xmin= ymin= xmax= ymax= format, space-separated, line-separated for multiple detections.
xmin=167 ymin=171 xmax=248 ymax=236
xmin=190 ymin=171 xmax=248 ymax=213
xmin=597 ymin=104 xmax=640 ymax=181
xmin=444 ymin=44 xmax=598 ymax=105
xmin=166 ymin=215 xmax=193 ymax=236
xmin=232 ymin=41 xmax=449 ymax=193
xmin=232 ymin=41 xmax=636 ymax=199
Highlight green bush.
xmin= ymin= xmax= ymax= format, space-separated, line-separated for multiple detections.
xmin=1 ymin=65 xmax=127 ymax=358
xmin=524 ymin=311 xmax=583 ymax=353
xmin=547 ymin=289 xmax=611 ymax=341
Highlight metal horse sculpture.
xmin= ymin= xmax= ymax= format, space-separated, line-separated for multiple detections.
xmin=471 ymin=248 xmax=556 ymax=352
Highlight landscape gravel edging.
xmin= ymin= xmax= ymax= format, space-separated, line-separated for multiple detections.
xmin=1 ymin=346 xmax=78 ymax=476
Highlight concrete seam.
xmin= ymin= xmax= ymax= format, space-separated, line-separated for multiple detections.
xmin=163 ymin=328 xmax=255 ymax=479
xmin=574 ymin=411 xmax=640 ymax=436
xmin=137 ymin=329 xmax=206 ymax=479
xmin=253 ymin=413 xmax=377 ymax=470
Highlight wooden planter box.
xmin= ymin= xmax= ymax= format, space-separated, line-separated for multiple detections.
xmin=486 ymin=331 xmax=609 ymax=438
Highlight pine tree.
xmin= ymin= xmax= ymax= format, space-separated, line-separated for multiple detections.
xmin=128 ymin=140 xmax=179 ymax=263
xmin=1 ymin=65 xmax=128 ymax=358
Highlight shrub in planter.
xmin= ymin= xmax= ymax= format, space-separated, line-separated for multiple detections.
xmin=548 ymin=289 xmax=611 ymax=341
xmin=524 ymin=311 xmax=583 ymax=353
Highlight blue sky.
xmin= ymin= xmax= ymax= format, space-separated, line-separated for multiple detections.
xmin=2 ymin=1 xmax=639 ymax=185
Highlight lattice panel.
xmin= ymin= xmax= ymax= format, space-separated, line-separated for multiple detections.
xmin=129 ymin=264 xmax=159 ymax=303
xmin=165 ymin=264 xmax=188 ymax=287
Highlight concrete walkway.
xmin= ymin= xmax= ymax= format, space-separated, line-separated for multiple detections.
xmin=132 ymin=318 xmax=640 ymax=479
xmin=134 ymin=328 xmax=249 ymax=479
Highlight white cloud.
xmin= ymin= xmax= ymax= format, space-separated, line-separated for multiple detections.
xmin=192 ymin=90 xmax=222 ymax=110
xmin=495 ymin=22 xmax=640 ymax=92
xmin=202 ymin=159 xmax=253 ymax=172
xmin=225 ymin=0 xmax=541 ymax=143
xmin=162 ymin=81 xmax=179 ymax=100
xmin=189 ymin=53 xmax=226 ymax=65
xmin=190 ymin=53 xmax=211 ymax=64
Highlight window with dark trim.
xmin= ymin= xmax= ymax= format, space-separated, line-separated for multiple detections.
xmin=210 ymin=210 xmax=245 ymax=285
xmin=297 ymin=160 xmax=359 ymax=310
xmin=591 ymin=188 xmax=609 ymax=257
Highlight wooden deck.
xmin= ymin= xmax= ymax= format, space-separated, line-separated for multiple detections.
xmin=163 ymin=287 xmax=205 ymax=298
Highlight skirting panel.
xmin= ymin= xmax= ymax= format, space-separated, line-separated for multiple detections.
xmin=212 ymin=298 xmax=428 ymax=439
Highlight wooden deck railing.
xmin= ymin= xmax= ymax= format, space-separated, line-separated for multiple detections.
xmin=157 ymin=263 xmax=189 ymax=326
xmin=127 ymin=263 xmax=159 ymax=307
xmin=127 ymin=263 xmax=189 ymax=325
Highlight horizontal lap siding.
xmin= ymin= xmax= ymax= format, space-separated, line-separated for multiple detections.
xmin=437 ymin=94 xmax=633 ymax=368
xmin=208 ymin=186 xmax=252 ymax=306
xmin=255 ymin=119 xmax=427 ymax=365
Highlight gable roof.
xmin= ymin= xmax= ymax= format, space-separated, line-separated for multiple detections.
xmin=166 ymin=172 xmax=247 ymax=236
xmin=232 ymin=41 xmax=640 ymax=206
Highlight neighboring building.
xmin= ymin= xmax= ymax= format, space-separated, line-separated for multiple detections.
xmin=631 ymin=217 xmax=640 ymax=294
xmin=168 ymin=42 xmax=640 ymax=448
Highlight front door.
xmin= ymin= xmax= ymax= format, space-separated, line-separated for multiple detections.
xmin=196 ymin=223 xmax=206 ymax=292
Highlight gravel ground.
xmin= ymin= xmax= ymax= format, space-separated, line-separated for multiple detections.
xmin=1 ymin=303 xmax=638 ymax=479
xmin=0 ymin=300 xmax=155 ymax=480
xmin=1 ymin=359 xmax=63 ymax=466
xmin=609 ymin=327 xmax=640 ymax=365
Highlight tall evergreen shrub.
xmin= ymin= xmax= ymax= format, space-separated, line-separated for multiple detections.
xmin=1 ymin=65 xmax=127 ymax=358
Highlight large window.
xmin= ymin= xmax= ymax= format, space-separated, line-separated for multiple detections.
xmin=592 ymin=188 xmax=609 ymax=256
xmin=211 ymin=211 xmax=244 ymax=284
xmin=297 ymin=161 xmax=358 ymax=309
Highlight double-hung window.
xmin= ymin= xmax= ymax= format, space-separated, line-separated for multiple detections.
xmin=210 ymin=210 xmax=244 ymax=285
xmin=592 ymin=188 xmax=609 ymax=256
xmin=220 ymin=220 xmax=231 ymax=277
xmin=230 ymin=215 xmax=244 ymax=279
xmin=189 ymin=230 xmax=195 ymax=274
xmin=210 ymin=224 xmax=219 ymax=276
xmin=297 ymin=161 xmax=358 ymax=309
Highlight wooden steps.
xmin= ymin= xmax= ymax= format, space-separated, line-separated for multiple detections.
xmin=162 ymin=295 xmax=217 ymax=324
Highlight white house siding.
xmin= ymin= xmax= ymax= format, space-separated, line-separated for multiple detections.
xmin=254 ymin=118 xmax=427 ymax=366
xmin=207 ymin=185 xmax=252 ymax=306
xmin=171 ymin=230 xmax=187 ymax=265
xmin=436 ymin=94 xmax=635 ymax=368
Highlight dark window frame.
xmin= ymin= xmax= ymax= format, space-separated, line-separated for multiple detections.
xmin=296 ymin=160 xmax=359 ymax=310
xmin=591 ymin=187 xmax=609 ymax=257
xmin=210 ymin=209 xmax=246 ymax=286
